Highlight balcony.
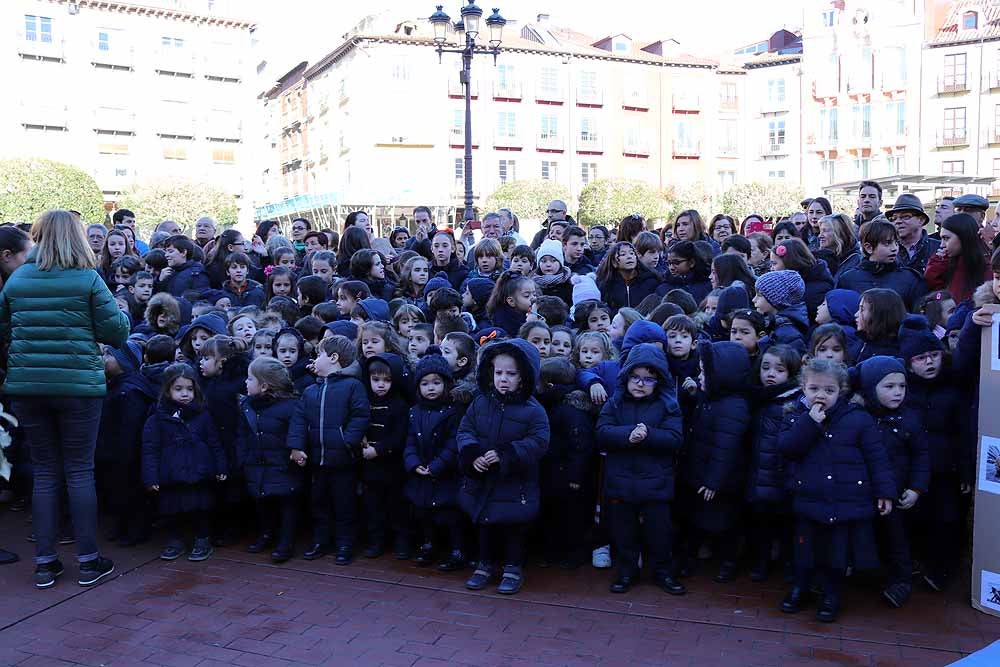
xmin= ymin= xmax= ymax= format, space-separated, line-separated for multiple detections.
xmin=672 ymin=140 xmax=701 ymax=158
xmin=92 ymin=107 xmax=136 ymax=135
xmin=156 ymin=113 xmax=197 ymax=138
xmin=577 ymin=134 xmax=604 ymax=154
xmin=536 ymin=133 xmax=565 ymax=152
xmin=205 ymin=116 xmax=242 ymax=142
xmin=717 ymin=142 xmax=739 ymax=157
xmin=878 ymin=71 xmax=908 ymax=93
xmin=448 ymin=126 xmax=481 ymax=149
xmin=17 ymin=35 xmax=64 ymax=61
xmin=812 ymin=134 xmax=838 ymax=152
xmin=493 ymin=80 xmax=522 ymax=101
xmin=623 ymin=139 xmax=651 ymax=157
xmin=535 ymin=84 xmax=565 ymax=104
xmin=846 ymin=72 xmax=872 ymax=95
xmin=937 ymin=76 xmax=970 ymax=94
xmin=281 ymin=112 xmax=304 ymax=132
xmin=20 ymin=104 xmax=68 ymax=129
xmin=936 ymin=130 xmax=969 ymax=147
xmin=91 ymin=45 xmax=133 ymax=69
xmin=812 ymin=76 xmax=840 ymax=98
xmin=882 ymin=127 xmax=907 ymax=147
xmin=719 ymin=96 xmax=739 ymax=111
xmin=156 ymin=48 xmax=195 ymax=75
xmin=576 ymin=88 xmax=603 ymax=107
xmin=493 ymin=132 xmax=522 ymax=149
xmin=760 ymin=141 xmax=790 ymax=157
xmin=760 ymin=97 xmax=791 ymax=114
xmin=672 ymin=93 xmax=700 ymax=113
xmin=622 ymin=89 xmax=649 ymax=111
xmin=448 ymin=79 xmax=478 ymax=99
xmin=203 ymin=57 xmax=243 ymax=81
xmin=985 ymin=71 xmax=1000 ymax=91
xmin=987 ymin=126 xmax=1000 ymax=145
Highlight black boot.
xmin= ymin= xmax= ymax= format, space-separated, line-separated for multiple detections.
xmin=247 ymin=533 xmax=274 ymax=554
xmin=815 ymin=594 xmax=839 ymax=623
xmin=781 ymin=587 xmax=806 ymax=614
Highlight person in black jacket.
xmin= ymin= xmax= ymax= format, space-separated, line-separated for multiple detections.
xmin=429 ymin=231 xmax=469 ymax=291
xmin=852 ymin=355 xmax=930 ymax=609
xmin=217 ymin=252 xmax=266 ymax=308
xmin=596 ymin=344 xmax=686 ymax=596
xmin=538 ymin=357 xmax=596 ymax=571
xmin=237 ymin=357 xmax=301 ymax=563
xmin=158 ymin=235 xmax=210 ymax=299
xmin=404 ymin=353 xmax=465 ymax=571
xmin=835 ymin=220 xmax=927 ymax=310
xmin=597 ymin=241 xmax=661 ymax=312
xmin=287 ymin=335 xmax=370 ymax=565
xmin=360 ymin=353 xmax=412 ymax=560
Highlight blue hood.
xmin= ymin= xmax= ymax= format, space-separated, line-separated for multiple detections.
xmin=621 ymin=319 xmax=667 ymax=358
xmin=363 ymin=352 xmax=409 ymax=395
xmin=176 ymin=312 xmax=227 ymax=344
xmin=776 ymin=302 xmax=810 ymax=332
xmin=617 ymin=343 xmax=679 ymax=412
xmin=359 ymin=297 xmax=390 ymax=322
xmin=851 ymin=355 xmax=905 ymax=412
xmin=697 ymin=340 xmax=751 ymax=398
xmin=476 ymin=337 xmax=540 ymax=401
xmin=825 ymin=289 xmax=861 ymax=327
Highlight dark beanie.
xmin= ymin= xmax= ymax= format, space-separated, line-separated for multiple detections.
xmin=466 ymin=278 xmax=495 ymax=307
xmin=898 ymin=314 xmax=944 ymax=362
xmin=850 ymin=355 xmax=906 ymax=409
xmin=423 ymin=271 xmax=453 ymax=297
xmin=414 ymin=352 xmax=453 ymax=384
xmin=324 ymin=320 xmax=358 ymax=341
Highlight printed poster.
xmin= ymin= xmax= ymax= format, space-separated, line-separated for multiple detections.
xmin=979 ymin=436 xmax=1000 ymax=495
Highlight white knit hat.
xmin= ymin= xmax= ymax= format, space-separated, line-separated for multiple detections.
xmin=571 ymin=273 xmax=601 ymax=305
xmin=537 ymin=239 xmax=565 ymax=266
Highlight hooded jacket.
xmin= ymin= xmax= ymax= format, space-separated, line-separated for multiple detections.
xmin=97 ymin=345 xmax=158 ymax=465
xmin=576 ymin=320 xmax=667 ymax=396
xmin=236 ymin=393 xmax=301 ymax=498
xmin=142 ymin=400 xmax=227 ymax=487
xmin=404 ymin=355 xmax=462 ymax=509
xmin=779 ymin=397 xmax=896 ymax=523
xmin=799 ymin=259 xmax=835 ymax=324
xmin=201 ymin=352 xmax=251 ymax=473
xmin=538 ymin=379 xmax=596 ymax=493
xmin=824 ymin=289 xmax=861 ymax=333
xmin=596 ymin=344 xmax=683 ymax=503
xmin=457 ymin=339 xmax=549 ymax=524
xmin=704 ymin=283 xmax=750 ymax=342
xmin=286 ymin=362 xmax=370 ymax=469
xmin=760 ymin=302 xmax=810 ymax=356
xmin=176 ymin=313 xmax=227 ymax=358
xmin=358 ymin=297 xmax=390 ymax=323
xmin=746 ymin=382 xmax=801 ymax=504
xmin=599 ymin=264 xmax=661 ymax=312
xmin=656 ymin=271 xmax=713 ymax=306
xmin=683 ymin=341 xmax=752 ymax=496
xmin=361 ymin=353 xmax=411 ymax=483
xmin=218 ymin=279 xmax=266 ymax=309
xmin=273 ymin=327 xmax=313 ymax=394
xmin=835 ymin=259 xmax=926 ymax=310
xmin=157 ymin=260 xmax=210 ymax=299
xmin=905 ymin=370 xmax=972 ymax=487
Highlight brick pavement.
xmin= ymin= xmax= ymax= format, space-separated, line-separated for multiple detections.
xmin=0 ymin=511 xmax=997 ymax=666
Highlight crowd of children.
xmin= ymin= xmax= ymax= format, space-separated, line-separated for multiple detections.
xmin=13 ymin=204 xmax=998 ymax=624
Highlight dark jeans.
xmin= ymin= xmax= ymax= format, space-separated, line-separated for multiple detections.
xmin=607 ymin=500 xmax=673 ymax=579
xmin=311 ymin=467 xmax=357 ymax=548
xmin=257 ymin=496 xmax=298 ymax=551
xmin=14 ymin=397 xmax=103 ymax=565
xmin=363 ymin=478 xmax=410 ymax=548
xmin=165 ymin=511 xmax=212 ymax=546
xmin=415 ymin=507 xmax=463 ymax=552
xmin=478 ymin=523 xmax=528 ymax=567
xmin=877 ymin=508 xmax=912 ymax=587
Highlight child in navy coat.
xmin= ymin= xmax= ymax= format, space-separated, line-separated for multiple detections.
xmin=779 ymin=358 xmax=896 ymax=623
xmin=538 ymin=357 xmax=596 ymax=570
xmin=753 ymin=270 xmax=809 ymax=355
xmin=142 ymin=364 xmax=228 ymax=562
xmin=852 ymin=355 xmax=929 ymax=608
xmin=237 ymin=357 xmax=301 ymax=562
xmin=287 ymin=335 xmax=369 ymax=565
xmin=404 ymin=353 xmax=465 ymax=571
xmin=681 ymin=341 xmax=752 ymax=583
xmin=360 ymin=353 xmax=412 ymax=559
xmin=596 ymin=344 xmax=686 ymax=595
xmin=458 ymin=339 xmax=549 ymax=595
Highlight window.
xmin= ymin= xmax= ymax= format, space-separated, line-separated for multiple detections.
xmin=768 ymin=119 xmax=786 ymax=146
xmin=496 ymin=63 xmax=518 ymax=95
xmin=540 ymin=115 xmax=558 ymax=138
xmin=820 ymin=159 xmax=836 ymax=184
xmin=880 ymin=46 xmax=907 ymax=86
xmin=211 ymin=148 xmax=235 ymax=164
xmin=162 ymin=145 xmax=188 ymax=160
xmin=886 ymin=101 xmax=906 ymax=136
xmin=496 ymin=111 xmax=517 ymax=138
xmin=541 ymin=160 xmax=558 ymax=180
xmin=851 ymin=104 xmax=871 ymax=139
xmin=767 ymin=79 xmax=786 ymax=104
xmin=97 ymin=143 xmax=129 ymax=155
xmin=718 ymin=119 xmax=738 ymax=153
xmin=161 ymin=36 xmax=184 ymax=49
xmin=820 ymin=108 xmax=839 ymax=143
xmin=963 ymin=11 xmax=978 ymax=30
xmin=718 ymin=170 xmax=736 ymax=191
xmin=98 ymin=31 xmax=110 ymax=51
xmin=768 ymin=170 xmax=786 ymax=179
xmin=391 ymin=61 xmax=412 ymax=81
xmin=993 ymin=158 xmax=1000 ymax=179
xmin=675 ymin=119 xmax=696 ymax=150
xmin=454 ymin=158 xmax=464 ymax=185
xmin=581 ymin=162 xmax=597 ymax=185
xmin=822 ymin=9 xmax=836 ymax=27
xmin=624 ymin=120 xmax=645 ymax=151
xmin=498 ymin=159 xmax=516 ymax=184
xmin=886 ymin=154 xmax=905 ymax=174
xmin=578 ymin=71 xmax=598 ymax=101
xmin=580 ymin=117 xmax=598 ymax=142
xmin=852 ymin=158 xmax=871 ymax=178
xmin=613 ymin=38 xmax=629 ymax=53
xmin=944 ymin=107 xmax=967 ymax=139
xmin=720 ymin=82 xmax=737 ymax=107
xmin=995 ymin=104 xmax=1000 ymax=129
xmin=25 ymin=15 xmax=53 ymax=43
xmin=942 ymin=160 xmax=965 ymax=175
xmin=539 ymin=66 xmax=560 ymax=96
xmin=451 ymin=109 xmax=463 ymax=138
xmin=943 ymin=53 xmax=967 ymax=88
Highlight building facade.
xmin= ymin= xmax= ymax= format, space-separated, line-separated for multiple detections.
xmin=0 ymin=0 xmax=255 ymax=223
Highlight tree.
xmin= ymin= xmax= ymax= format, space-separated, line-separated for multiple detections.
xmin=576 ymin=178 xmax=673 ymax=226
xmin=0 ymin=158 xmax=105 ymax=224
xmin=118 ymin=179 xmax=238 ymax=237
xmin=484 ymin=179 xmax=571 ymax=222
xmin=721 ymin=181 xmax=806 ymax=222
xmin=668 ymin=182 xmax=720 ymax=221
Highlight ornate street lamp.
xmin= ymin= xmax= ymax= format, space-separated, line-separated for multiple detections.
xmin=428 ymin=1 xmax=505 ymax=226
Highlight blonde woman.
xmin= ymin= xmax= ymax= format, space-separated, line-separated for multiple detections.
xmin=0 ymin=210 xmax=130 ymax=590
xmin=814 ymin=213 xmax=861 ymax=277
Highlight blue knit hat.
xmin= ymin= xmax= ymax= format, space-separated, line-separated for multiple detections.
xmin=755 ymin=270 xmax=805 ymax=310
xmin=851 ymin=355 xmax=906 ymax=409
xmin=466 ymin=278 xmax=495 ymax=307
xmin=414 ymin=352 xmax=453 ymax=384
xmin=359 ymin=297 xmax=389 ymax=322
xmin=423 ymin=271 xmax=452 ymax=297
xmin=324 ymin=320 xmax=358 ymax=341
xmin=898 ymin=314 xmax=944 ymax=362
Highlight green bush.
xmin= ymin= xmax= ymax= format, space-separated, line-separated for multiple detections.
xmin=118 ymin=179 xmax=238 ymax=237
xmin=577 ymin=178 xmax=674 ymax=226
xmin=0 ymin=158 xmax=105 ymax=224
xmin=721 ymin=181 xmax=806 ymax=222
xmin=484 ymin=179 xmax=571 ymax=221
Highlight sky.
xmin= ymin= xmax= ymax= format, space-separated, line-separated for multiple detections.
xmin=249 ymin=0 xmax=806 ymax=81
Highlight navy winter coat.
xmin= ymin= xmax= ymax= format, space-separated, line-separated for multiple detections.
xmin=201 ymin=353 xmax=250 ymax=474
xmin=287 ymin=364 xmax=370 ymax=469
xmin=157 ymin=260 xmax=210 ymax=299
xmin=836 ymin=259 xmax=926 ymax=310
xmin=656 ymin=272 xmax=712 ymax=305
xmin=491 ymin=304 xmax=527 ymax=337
xmin=905 ymin=371 xmax=973 ymax=483
xmin=236 ymin=394 xmax=301 ymax=498
xmin=361 ymin=277 xmax=396 ymax=302
xmin=576 ymin=320 xmax=667 ymax=396
xmin=760 ymin=303 xmax=809 ymax=356
xmin=800 ymin=260 xmax=834 ymax=324
xmin=361 ymin=354 xmax=410 ymax=483
xmin=404 ymin=398 xmax=462 ymax=509
xmin=538 ymin=383 xmax=595 ymax=492
xmin=218 ymin=280 xmax=266 ymax=308
xmin=746 ymin=382 xmax=800 ymax=504
xmin=779 ymin=398 xmax=896 ymax=523
xmin=431 ymin=257 xmax=469 ymax=291
xmin=684 ymin=342 xmax=751 ymax=496
xmin=599 ymin=266 xmax=660 ymax=312
xmin=850 ymin=332 xmax=900 ymax=364
xmin=142 ymin=401 xmax=227 ymax=488
xmin=97 ymin=370 xmax=157 ymax=465
xmin=457 ymin=339 xmax=549 ymax=524
xmin=597 ymin=344 xmax=683 ymax=503
xmin=871 ymin=407 xmax=931 ymax=496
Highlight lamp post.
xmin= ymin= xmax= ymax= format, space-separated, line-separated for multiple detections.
xmin=429 ymin=2 xmax=506 ymax=228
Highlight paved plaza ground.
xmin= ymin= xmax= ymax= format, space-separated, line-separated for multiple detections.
xmin=0 ymin=512 xmax=997 ymax=667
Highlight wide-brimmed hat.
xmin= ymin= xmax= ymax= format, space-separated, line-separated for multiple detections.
xmin=886 ymin=193 xmax=928 ymax=223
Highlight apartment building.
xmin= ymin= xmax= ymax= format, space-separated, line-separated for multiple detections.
xmin=0 ymin=0 xmax=255 ymax=222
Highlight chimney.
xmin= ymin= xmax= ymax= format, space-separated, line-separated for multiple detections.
xmin=536 ymin=13 xmax=550 ymax=24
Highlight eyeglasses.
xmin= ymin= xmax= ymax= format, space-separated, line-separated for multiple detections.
xmin=292 ymin=226 xmax=307 ymax=232
xmin=666 ymin=259 xmax=688 ymax=266
xmin=628 ymin=375 xmax=657 ymax=387
xmin=547 ymin=209 xmax=566 ymax=214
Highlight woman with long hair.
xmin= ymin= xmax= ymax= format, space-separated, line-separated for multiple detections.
xmin=596 ymin=241 xmax=660 ymax=312
xmin=804 ymin=197 xmax=832 ymax=250
xmin=205 ymin=228 xmax=247 ymax=288
xmin=617 ymin=214 xmax=646 ymax=245
xmin=814 ymin=213 xmax=861 ymax=277
xmin=0 ymin=210 xmax=130 ymax=588
xmin=671 ymin=209 xmax=720 ymax=254
xmin=925 ymin=213 xmax=991 ymax=303
xmin=335 ymin=225 xmax=372 ymax=277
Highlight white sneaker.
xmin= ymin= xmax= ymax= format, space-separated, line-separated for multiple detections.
xmin=592 ymin=545 xmax=611 ymax=569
